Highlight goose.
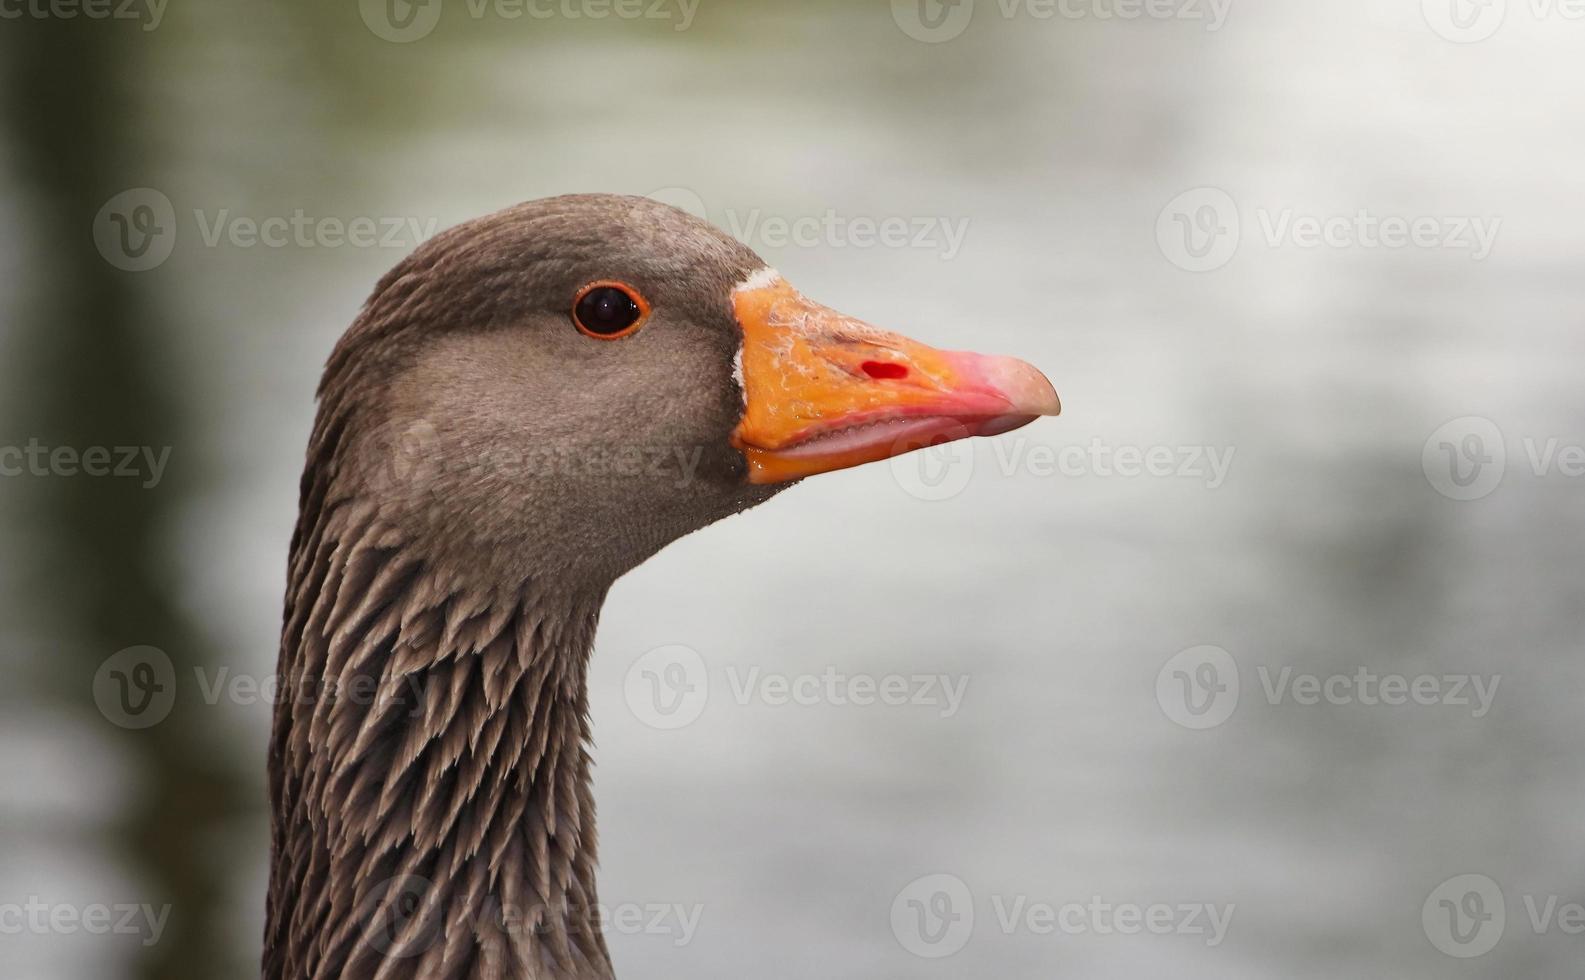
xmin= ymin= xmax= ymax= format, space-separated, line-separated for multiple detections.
xmin=265 ymin=193 xmax=1061 ymax=980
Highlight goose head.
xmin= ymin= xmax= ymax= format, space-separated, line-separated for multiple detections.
xmin=325 ymin=193 xmax=1059 ymax=584
xmin=269 ymin=193 xmax=1059 ymax=980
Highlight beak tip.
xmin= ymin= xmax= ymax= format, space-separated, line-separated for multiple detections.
xmin=981 ymin=355 xmax=1062 ymax=418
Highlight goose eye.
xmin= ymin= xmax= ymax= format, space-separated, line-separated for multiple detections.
xmin=573 ymin=281 xmax=649 ymax=339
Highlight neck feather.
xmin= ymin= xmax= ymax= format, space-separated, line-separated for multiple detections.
xmin=265 ymin=496 xmax=615 ymax=980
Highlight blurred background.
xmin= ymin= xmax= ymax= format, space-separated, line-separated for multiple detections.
xmin=3 ymin=1 xmax=1582 ymax=977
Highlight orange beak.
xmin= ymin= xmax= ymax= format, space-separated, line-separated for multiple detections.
xmin=730 ymin=273 xmax=1062 ymax=484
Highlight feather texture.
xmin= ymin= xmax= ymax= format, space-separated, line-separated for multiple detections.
xmin=266 ymin=499 xmax=612 ymax=980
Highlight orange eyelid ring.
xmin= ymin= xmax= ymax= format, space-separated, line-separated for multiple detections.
xmin=730 ymin=274 xmax=1062 ymax=484
xmin=572 ymin=279 xmax=652 ymax=339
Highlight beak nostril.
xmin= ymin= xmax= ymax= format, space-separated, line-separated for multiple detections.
xmin=860 ymin=360 xmax=909 ymax=381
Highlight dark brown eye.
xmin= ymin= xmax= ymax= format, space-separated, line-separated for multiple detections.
xmin=573 ymin=281 xmax=649 ymax=339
